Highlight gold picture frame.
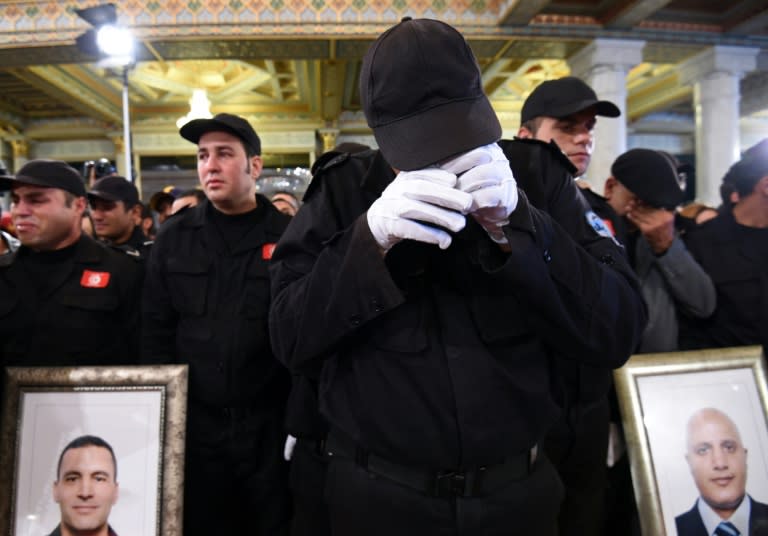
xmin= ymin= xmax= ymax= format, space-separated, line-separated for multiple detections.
xmin=614 ymin=345 xmax=768 ymax=535
xmin=0 ymin=365 xmax=188 ymax=536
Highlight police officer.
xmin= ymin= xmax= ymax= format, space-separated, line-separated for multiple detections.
xmin=516 ymin=74 xmax=627 ymax=536
xmin=0 ymin=160 xmax=142 ymax=373
xmin=141 ymin=113 xmax=292 ymax=535
xmin=269 ymin=18 xmax=645 ymax=534
xmin=88 ymin=175 xmax=152 ymax=259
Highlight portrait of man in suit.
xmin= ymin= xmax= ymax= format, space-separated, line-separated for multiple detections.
xmin=676 ymin=408 xmax=768 ymax=536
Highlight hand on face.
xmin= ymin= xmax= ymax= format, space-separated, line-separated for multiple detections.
xmin=626 ymin=204 xmax=674 ymax=254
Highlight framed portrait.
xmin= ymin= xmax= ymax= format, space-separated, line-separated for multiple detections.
xmin=0 ymin=365 xmax=188 ymax=536
xmin=615 ymin=345 xmax=768 ymax=536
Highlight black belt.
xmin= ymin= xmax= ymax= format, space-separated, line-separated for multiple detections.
xmin=326 ymin=430 xmax=536 ymax=498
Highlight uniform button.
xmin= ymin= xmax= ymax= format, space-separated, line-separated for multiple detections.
xmin=217 ymin=362 xmax=224 ymax=372
xmin=372 ymin=299 xmax=383 ymax=313
xmin=543 ymin=249 xmax=552 ymax=263
xmin=600 ymin=254 xmax=615 ymax=266
xmin=349 ymin=314 xmax=361 ymax=326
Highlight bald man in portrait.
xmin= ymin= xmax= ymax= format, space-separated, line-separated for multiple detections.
xmin=676 ymin=408 xmax=768 ymax=536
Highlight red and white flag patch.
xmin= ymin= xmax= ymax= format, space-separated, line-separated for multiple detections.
xmin=262 ymin=243 xmax=276 ymax=260
xmin=80 ymin=270 xmax=111 ymax=288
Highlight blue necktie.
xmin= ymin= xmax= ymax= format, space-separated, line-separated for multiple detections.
xmin=714 ymin=521 xmax=740 ymax=536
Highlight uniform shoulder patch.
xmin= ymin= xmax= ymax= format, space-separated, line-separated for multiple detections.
xmin=586 ymin=210 xmax=616 ymax=238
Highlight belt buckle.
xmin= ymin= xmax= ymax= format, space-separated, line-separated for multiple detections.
xmin=434 ymin=470 xmax=466 ymax=497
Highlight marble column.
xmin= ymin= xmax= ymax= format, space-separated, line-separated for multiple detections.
xmin=678 ymin=46 xmax=759 ymax=206
xmin=569 ymin=38 xmax=645 ymax=194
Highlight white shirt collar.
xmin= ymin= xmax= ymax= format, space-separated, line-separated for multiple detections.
xmin=697 ymin=495 xmax=751 ymax=535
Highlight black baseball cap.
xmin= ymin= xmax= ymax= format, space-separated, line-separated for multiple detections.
xmin=88 ymin=175 xmax=140 ymax=206
xmin=360 ymin=18 xmax=501 ymax=171
xmin=0 ymin=159 xmax=85 ymax=197
xmin=521 ymin=76 xmax=621 ymax=123
xmin=179 ymin=113 xmax=261 ymax=155
xmin=611 ymin=148 xmax=685 ymax=209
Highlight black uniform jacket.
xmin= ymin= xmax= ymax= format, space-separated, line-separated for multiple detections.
xmin=269 ymin=145 xmax=645 ymax=469
xmin=108 ymin=225 xmax=152 ymax=260
xmin=0 ymin=234 xmax=143 ymax=367
xmin=681 ymin=209 xmax=768 ymax=349
xmin=141 ymin=196 xmax=291 ymax=409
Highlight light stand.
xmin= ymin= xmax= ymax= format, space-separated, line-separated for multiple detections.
xmin=75 ymin=3 xmax=136 ymax=182
xmin=121 ymin=67 xmax=133 ymax=181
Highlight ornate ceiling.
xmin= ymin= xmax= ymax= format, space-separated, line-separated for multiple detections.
xmin=0 ymin=0 xmax=767 ymax=155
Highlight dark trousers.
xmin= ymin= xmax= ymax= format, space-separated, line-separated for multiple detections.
xmin=183 ymin=403 xmax=292 ymax=536
xmin=289 ymin=438 xmax=332 ymax=536
xmin=542 ymin=397 xmax=610 ymax=536
xmin=323 ymin=453 xmax=563 ymax=536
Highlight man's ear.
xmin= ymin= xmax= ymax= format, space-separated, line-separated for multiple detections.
xmin=758 ymin=175 xmax=768 ymax=196
xmin=74 ymin=196 xmax=87 ymax=216
xmin=113 ymin=482 xmax=119 ymax=505
xmin=53 ymin=481 xmax=61 ymax=504
xmin=517 ymin=126 xmax=532 ymax=139
xmin=250 ymin=155 xmax=263 ymax=179
xmin=603 ymin=176 xmax=618 ymax=199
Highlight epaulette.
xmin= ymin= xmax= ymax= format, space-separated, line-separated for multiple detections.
xmin=304 ymin=152 xmax=354 ymax=201
xmin=504 ymin=137 xmax=578 ymax=175
xmin=310 ymin=151 xmax=349 ymax=175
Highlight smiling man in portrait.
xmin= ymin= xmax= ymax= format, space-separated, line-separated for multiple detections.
xmin=50 ymin=435 xmax=120 ymax=536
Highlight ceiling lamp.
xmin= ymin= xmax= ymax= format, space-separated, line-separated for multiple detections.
xmin=176 ymin=89 xmax=213 ymax=129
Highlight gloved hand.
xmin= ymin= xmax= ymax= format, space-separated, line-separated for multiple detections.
xmin=367 ymin=168 xmax=473 ymax=252
xmin=284 ymin=434 xmax=297 ymax=461
xmin=442 ymin=143 xmax=518 ymax=244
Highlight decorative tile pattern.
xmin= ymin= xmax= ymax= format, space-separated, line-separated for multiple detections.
xmin=0 ymin=0 xmax=509 ymax=46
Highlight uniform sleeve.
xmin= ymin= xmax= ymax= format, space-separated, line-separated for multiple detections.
xmin=140 ymin=235 xmax=178 ymax=363
xmin=654 ymin=236 xmax=716 ymax=318
xmin=269 ymin=177 xmax=404 ymax=374
xmin=119 ymin=258 xmax=144 ymax=363
xmin=485 ymin=191 xmax=647 ymax=368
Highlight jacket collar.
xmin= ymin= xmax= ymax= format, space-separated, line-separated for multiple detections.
xmin=360 ymin=150 xmax=397 ymax=197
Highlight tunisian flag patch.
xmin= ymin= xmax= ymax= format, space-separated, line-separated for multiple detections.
xmin=80 ymin=270 xmax=111 ymax=288
xmin=262 ymin=243 xmax=276 ymax=260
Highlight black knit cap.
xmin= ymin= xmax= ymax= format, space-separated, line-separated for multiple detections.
xmin=611 ymin=148 xmax=685 ymax=210
xmin=521 ymin=76 xmax=620 ymax=123
xmin=360 ymin=17 xmax=501 ymax=170
xmin=88 ymin=175 xmax=140 ymax=206
xmin=0 ymin=159 xmax=85 ymax=197
xmin=180 ymin=113 xmax=261 ymax=155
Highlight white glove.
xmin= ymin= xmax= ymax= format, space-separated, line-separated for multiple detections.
xmin=443 ymin=143 xmax=518 ymax=244
xmin=367 ymin=168 xmax=473 ymax=252
xmin=284 ymin=434 xmax=297 ymax=461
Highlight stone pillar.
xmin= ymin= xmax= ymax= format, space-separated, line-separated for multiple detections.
xmin=318 ymin=128 xmax=339 ymax=153
xmin=9 ymin=137 xmax=29 ymax=171
xmin=678 ymin=46 xmax=759 ymax=206
xmin=569 ymin=38 xmax=645 ymax=194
